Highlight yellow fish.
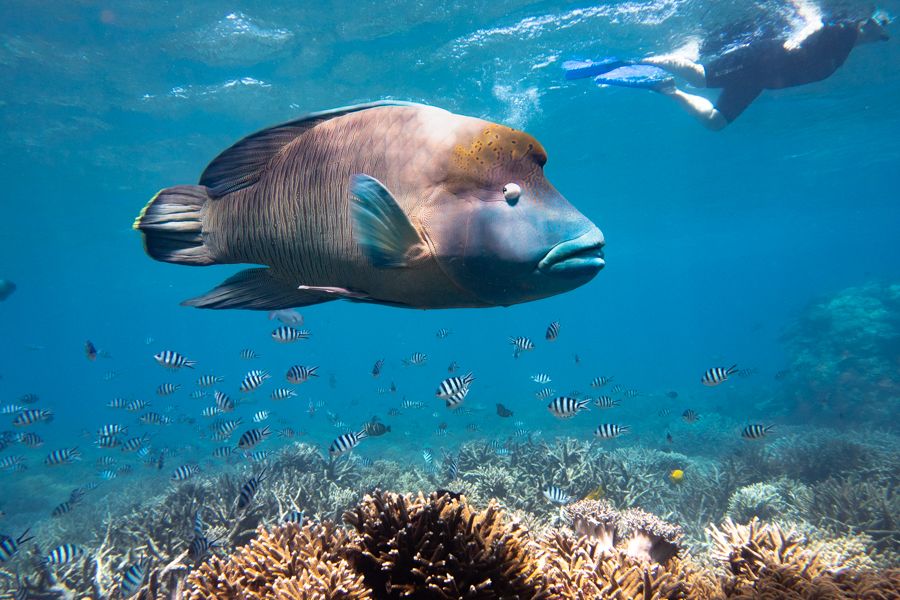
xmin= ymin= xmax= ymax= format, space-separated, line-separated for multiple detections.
xmin=584 ymin=485 xmax=604 ymax=500
xmin=669 ymin=469 xmax=684 ymax=483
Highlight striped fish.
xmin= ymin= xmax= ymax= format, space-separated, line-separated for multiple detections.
xmin=188 ymin=535 xmax=216 ymax=561
xmin=610 ymin=384 xmax=623 ymax=394
xmin=436 ymin=373 xmax=474 ymax=399
xmin=97 ymin=469 xmax=118 ymax=480
xmin=190 ymin=390 xmax=208 ymax=400
xmin=444 ymin=386 xmax=470 ymax=408
xmin=545 ymin=321 xmax=560 ymax=341
xmin=212 ymin=418 xmax=243 ymax=440
xmin=236 ymin=468 xmax=268 ymax=509
xmin=52 ymin=500 xmax=76 ymax=517
xmin=535 ymin=387 xmax=556 ymax=400
xmin=741 ymin=424 xmax=775 ymax=440
xmin=213 ymin=446 xmax=234 ymax=458
xmin=126 ymin=399 xmax=149 ymax=411
xmin=682 ymin=409 xmax=699 ymax=423
xmin=422 ymin=448 xmax=434 ymax=471
xmin=0 ymin=530 xmax=33 ymax=562
xmin=240 ymin=348 xmax=260 ymax=360
xmin=270 ymin=388 xmax=297 ymax=401
xmin=0 ymin=456 xmax=25 ymax=471
xmin=98 ymin=424 xmax=127 ymax=437
xmin=201 ymin=406 xmax=222 ymax=418
xmin=120 ymin=557 xmax=149 ymax=598
xmin=156 ymin=383 xmax=180 ymax=396
xmin=171 ymin=464 xmax=200 ymax=481
xmin=531 ymin=373 xmax=552 ymax=384
xmin=197 ymin=374 xmax=224 ymax=387
xmin=594 ymin=423 xmax=629 ymax=439
xmin=45 ymin=543 xmax=84 ymax=564
xmin=436 ymin=328 xmax=451 ymax=339
xmin=401 ymin=399 xmax=425 ymax=409
xmin=271 ymin=326 xmax=310 ymax=343
xmin=247 ymin=450 xmax=271 ymax=462
xmin=371 ymin=359 xmax=384 ymax=378
xmin=286 ymin=365 xmax=319 ymax=384
xmin=701 ymin=364 xmax=738 ymax=386
xmin=328 ymin=430 xmax=367 ymax=456
xmin=593 ymin=396 xmax=619 ymax=408
xmin=17 ymin=432 xmax=43 ymax=447
xmin=214 ymin=391 xmax=234 ymax=412
xmin=45 ymin=447 xmax=81 ymax=465
xmin=543 ymin=486 xmax=571 ymax=504
xmin=95 ymin=435 xmax=120 ymax=448
xmin=252 ymin=410 xmax=269 ymax=423
xmin=154 ymin=350 xmax=196 ymax=369
xmin=283 ymin=510 xmax=305 ymax=523
xmin=447 ymin=454 xmax=460 ymax=480
xmin=107 ymin=398 xmax=128 ymax=409
xmin=623 ymin=389 xmax=640 ymax=399
xmin=240 ymin=370 xmax=270 ymax=393
xmin=237 ymin=426 xmax=271 ymax=450
xmin=658 ymin=407 xmax=671 ymax=417
xmin=509 ymin=336 xmax=534 ymax=357
xmin=139 ymin=412 xmax=170 ymax=425
xmin=590 ymin=376 xmax=614 ymax=388
xmin=1 ymin=404 xmax=24 ymax=414
xmin=403 ymin=352 xmax=427 ymax=366
xmin=547 ymin=397 xmax=590 ymax=418
xmin=121 ymin=436 xmax=149 ymax=453
xmin=13 ymin=409 xmax=53 ymax=426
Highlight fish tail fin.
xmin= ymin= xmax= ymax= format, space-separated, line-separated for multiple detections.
xmin=183 ymin=268 xmax=335 ymax=310
xmin=727 ymin=364 xmax=738 ymax=374
xmin=133 ymin=185 xmax=214 ymax=265
xmin=185 ymin=360 xmax=197 ymax=369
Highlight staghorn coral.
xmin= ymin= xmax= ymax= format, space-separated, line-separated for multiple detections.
xmin=343 ymin=490 xmax=550 ymax=598
xmin=725 ymin=479 xmax=811 ymax=524
xmin=808 ymin=472 xmax=899 ymax=554
xmin=187 ymin=520 xmax=370 ymax=599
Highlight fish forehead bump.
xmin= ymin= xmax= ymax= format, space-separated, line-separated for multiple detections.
xmin=449 ymin=121 xmax=548 ymax=183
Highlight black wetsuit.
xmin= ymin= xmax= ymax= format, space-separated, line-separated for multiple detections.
xmin=703 ymin=22 xmax=860 ymax=122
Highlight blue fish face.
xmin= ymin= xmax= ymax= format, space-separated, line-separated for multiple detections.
xmin=425 ymin=177 xmax=604 ymax=306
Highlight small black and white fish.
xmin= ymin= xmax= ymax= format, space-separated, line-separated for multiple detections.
xmin=286 ymin=365 xmax=319 ymax=384
xmin=139 ymin=412 xmax=171 ymax=425
xmin=422 ymin=447 xmax=434 ymax=469
xmin=52 ymin=500 xmax=77 ymax=517
xmin=271 ymin=326 xmax=310 ymax=343
xmin=658 ymin=407 xmax=671 ymax=417
xmin=362 ymin=419 xmax=390 ymax=437
xmin=188 ymin=535 xmax=217 ymax=561
xmin=403 ymin=352 xmax=427 ymax=366
xmin=593 ymin=396 xmax=619 ymax=409
xmin=590 ymin=376 xmax=614 ymax=388
xmin=171 ymin=464 xmax=200 ymax=481
xmin=236 ymin=468 xmax=268 ymax=509
xmin=95 ymin=435 xmax=120 ymax=449
xmin=371 ymin=359 xmax=384 ymax=378
xmin=44 ymin=543 xmax=84 ymax=565
xmin=1 ymin=403 xmax=23 ymax=414
xmin=701 ymin=365 xmax=738 ymax=386
xmin=610 ymin=384 xmax=624 ymax=394
xmin=681 ymin=409 xmax=699 ymax=423
xmin=623 ymin=389 xmax=640 ymax=399
xmin=212 ymin=418 xmax=243 ymax=440
xmin=201 ymin=406 xmax=222 ymax=418
xmin=545 ymin=321 xmax=560 ymax=341
xmin=252 ymin=410 xmax=270 ymax=423
xmin=741 ymin=424 xmax=775 ymax=440
xmin=98 ymin=424 xmax=127 ymax=437
xmin=214 ymin=391 xmax=235 ymax=412
xmin=120 ymin=557 xmax=149 ymax=598
xmin=509 ymin=336 xmax=534 ymax=357
xmin=283 ymin=510 xmax=305 ymax=523
xmin=240 ymin=370 xmax=271 ymax=393
xmin=107 ymin=398 xmax=128 ymax=409
xmin=328 ymin=430 xmax=367 ymax=456
xmin=237 ymin=426 xmax=271 ymax=450
xmin=0 ymin=456 xmax=25 ymax=471
xmin=547 ymin=397 xmax=590 ymax=418
xmin=543 ymin=485 xmax=571 ymax=504
xmin=121 ymin=435 xmax=149 ymax=453
xmin=270 ymin=388 xmax=297 ymax=401
xmin=444 ymin=386 xmax=470 ymax=408
xmin=447 ymin=454 xmax=460 ymax=480
xmin=436 ymin=328 xmax=451 ymax=339
xmin=197 ymin=374 xmax=224 ymax=387
xmin=531 ymin=373 xmax=552 ymax=384
xmin=126 ymin=399 xmax=149 ymax=411
xmin=240 ymin=348 xmax=261 ymax=360
xmin=535 ymin=387 xmax=556 ymax=400
xmin=436 ymin=373 xmax=475 ymax=399
xmin=594 ymin=423 xmax=630 ymax=439
xmin=400 ymin=399 xmax=425 ymax=409
xmin=45 ymin=447 xmax=81 ymax=465
xmin=13 ymin=408 xmax=53 ymax=426
xmin=97 ymin=469 xmax=118 ymax=480
xmin=17 ymin=432 xmax=43 ymax=447
xmin=156 ymin=383 xmax=180 ymax=396
xmin=213 ymin=446 xmax=234 ymax=459
xmin=0 ymin=530 xmax=33 ymax=562
xmin=154 ymin=350 xmax=196 ymax=369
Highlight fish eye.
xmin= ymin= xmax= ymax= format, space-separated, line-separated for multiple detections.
xmin=502 ymin=183 xmax=521 ymax=203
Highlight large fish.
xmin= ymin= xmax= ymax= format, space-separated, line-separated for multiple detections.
xmin=134 ymin=102 xmax=605 ymax=309
xmin=0 ymin=279 xmax=15 ymax=301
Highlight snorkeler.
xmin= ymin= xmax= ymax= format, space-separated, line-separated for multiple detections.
xmin=565 ymin=9 xmax=890 ymax=130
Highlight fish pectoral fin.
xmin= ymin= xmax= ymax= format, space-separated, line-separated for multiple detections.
xmin=182 ymin=268 xmax=336 ymax=310
xmin=296 ymin=285 xmax=370 ymax=300
xmin=350 ymin=174 xmax=426 ymax=268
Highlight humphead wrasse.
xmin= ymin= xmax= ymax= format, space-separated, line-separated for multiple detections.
xmin=134 ymin=101 xmax=605 ymax=310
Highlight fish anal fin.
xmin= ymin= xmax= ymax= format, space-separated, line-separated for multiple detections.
xmin=200 ymin=101 xmax=417 ymax=198
xmin=350 ymin=174 xmax=427 ymax=268
xmin=182 ymin=268 xmax=334 ymax=310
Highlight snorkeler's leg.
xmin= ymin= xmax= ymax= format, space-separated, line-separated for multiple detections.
xmin=639 ymin=39 xmax=706 ymax=87
xmin=658 ymin=87 xmax=729 ymax=130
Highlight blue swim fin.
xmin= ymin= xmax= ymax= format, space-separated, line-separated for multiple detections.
xmin=562 ymin=57 xmax=630 ymax=80
xmin=593 ymin=65 xmax=674 ymax=91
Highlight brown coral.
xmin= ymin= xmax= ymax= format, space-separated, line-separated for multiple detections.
xmin=343 ymin=489 xmax=550 ymax=599
xmin=187 ymin=520 xmax=370 ymax=599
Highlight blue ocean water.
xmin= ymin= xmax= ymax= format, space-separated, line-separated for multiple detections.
xmin=0 ymin=0 xmax=898 ymax=568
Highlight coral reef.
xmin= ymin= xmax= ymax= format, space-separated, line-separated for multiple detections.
xmin=725 ymin=478 xmax=811 ymax=523
xmin=782 ymin=281 xmax=900 ymax=424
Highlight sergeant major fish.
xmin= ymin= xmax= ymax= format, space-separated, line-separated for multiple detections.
xmin=134 ymin=102 xmax=605 ymax=310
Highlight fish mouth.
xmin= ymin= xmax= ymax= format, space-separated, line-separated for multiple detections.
xmin=538 ymin=228 xmax=606 ymax=275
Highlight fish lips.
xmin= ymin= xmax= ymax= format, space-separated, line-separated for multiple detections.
xmin=537 ymin=228 xmax=606 ymax=276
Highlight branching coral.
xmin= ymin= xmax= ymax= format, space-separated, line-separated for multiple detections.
xmin=809 ymin=472 xmax=899 ymax=553
xmin=725 ymin=479 xmax=811 ymax=524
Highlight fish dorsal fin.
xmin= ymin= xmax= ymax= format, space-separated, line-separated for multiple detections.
xmin=199 ymin=101 xmax=418 ymax=198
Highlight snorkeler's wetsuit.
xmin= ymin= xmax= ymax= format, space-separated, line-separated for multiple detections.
xmin=704 ymin=22 xmax=860 ymax=122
